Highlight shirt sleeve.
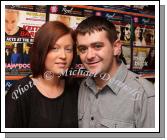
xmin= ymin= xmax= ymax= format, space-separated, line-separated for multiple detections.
xmin=135 ymin=91 xmax=155 ymax=128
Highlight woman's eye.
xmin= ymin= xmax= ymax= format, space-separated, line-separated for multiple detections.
xmin=51 ymin=47 xmax=59 ymax=52
xmin=65 ymin=48 xmax=73 ymax=52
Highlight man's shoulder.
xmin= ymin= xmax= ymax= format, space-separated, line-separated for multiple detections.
xmin=80 ymin=78 xmax=87 ymax=87
xmin=126 ymin=70 xmax=155 ymax=97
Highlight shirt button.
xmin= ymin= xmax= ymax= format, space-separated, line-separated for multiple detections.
xmin=95 ymin=94 xmax=98 ymax=99
xmin=91 ymin=116 xmax=94 ymax=120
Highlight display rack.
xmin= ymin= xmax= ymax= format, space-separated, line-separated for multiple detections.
xmin=5 ymin=5 xmax=155 ymax=90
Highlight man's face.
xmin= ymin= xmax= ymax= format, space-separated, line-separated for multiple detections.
xmin=5 ymin=11 xmax=19 ymax=35
xmin=77 ymin=30 xmax=116 ymax=75
xmin=13 ymin=47 xmax=17 ymax=53
xmin=124 ymin=24 xmax=131 ymax=40
xmin=25 ymin=46 xmax=30 ymax=51
xmin=148 ymin=30 xmax=155 ymax=44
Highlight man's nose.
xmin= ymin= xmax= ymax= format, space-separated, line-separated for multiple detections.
xmin=86 ymin=48 xmax=95 ymax=60
xmin=7 ymin=24 xmax=13 ymax=30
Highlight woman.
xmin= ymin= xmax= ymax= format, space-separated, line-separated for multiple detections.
xmin=5 ymin=48 xmax=11 ymax=64
xmin=6 ymin=21 xmax=79 ymax=128
xmin=133 ymin=26 xmax=146 ymax=46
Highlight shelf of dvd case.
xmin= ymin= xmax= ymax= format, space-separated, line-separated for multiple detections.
xmin=67 ymin=5 xmax=155 ymax=19
xmin=5 ymin=76 xmax=25 ymax=80
xmin=5 ymin=5 xmax=155 ymax=87
xmin=139 ymin=73 xmax=155 ymax=78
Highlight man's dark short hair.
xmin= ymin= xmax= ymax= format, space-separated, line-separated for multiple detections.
xmin=75 ymin=16 xmax=118 ymax=44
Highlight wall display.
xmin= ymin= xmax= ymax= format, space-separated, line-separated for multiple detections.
xmin=122 ymin=45 xmax=131 ymax=69
xmin=5 ymin=5 xmax=155 ymax=92
xmin=5 ymin=9 xmax=46 ymax=78
xmin=49 ymin=14 xmax=86 ymax=29
xmin=5 ymin=6 xmax=46 ymax=93
xmin=120 ymin=22 xmax=131 ymax=45
xmin=132 ymin=47 xmax=155 ymax=76
xmin=133 ymin=47 xmax=150 ymax=69
xmin=133 ymin=24 xmax=155 ymax=47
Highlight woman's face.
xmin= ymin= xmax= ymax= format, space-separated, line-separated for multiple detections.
xmin=135 ymin=26 xmax=141 ymax=38
xmin=45 ymin=33 xmax=74 ymax=75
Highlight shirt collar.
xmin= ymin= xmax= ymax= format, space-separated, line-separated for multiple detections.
xmin=84 ymin=62 xmax=128 ymax=95
xmin=107 ymin=62 xmax=128 ymax=95
xmin=85 ymin=77 xmax=97 ymax=94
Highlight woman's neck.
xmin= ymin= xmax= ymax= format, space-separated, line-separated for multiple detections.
xmin=32 ymin=75 xmax=65 ymax=98
xmin=38 ymin=75 xmax=62 ymax=88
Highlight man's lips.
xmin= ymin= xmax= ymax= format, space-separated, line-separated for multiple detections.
xmin=86 ymin=61 xmax=101 ymax=66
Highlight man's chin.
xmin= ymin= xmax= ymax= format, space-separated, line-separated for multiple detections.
xmin=87 ymin=69 xmax=101 ymax=76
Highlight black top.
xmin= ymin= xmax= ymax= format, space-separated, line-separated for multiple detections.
xmin=5 ymin=76 xmax=79 ymax=128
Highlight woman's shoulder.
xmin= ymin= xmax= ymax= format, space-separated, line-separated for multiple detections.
xmin=10 ymin=76 xmax=33 ymax=88
xmin=6 ymin=76 xmax=34 ymax=100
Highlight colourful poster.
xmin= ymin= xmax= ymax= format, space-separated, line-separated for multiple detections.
xmin=5 ymin=8 xmax=46 ymax=78
xmin=49 ymin=14 xmax=86 ymax=29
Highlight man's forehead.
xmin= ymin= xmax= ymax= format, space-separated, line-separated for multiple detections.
xmin=77 ymin=30 xmax=107 ymax=38
xmin=125 ymin=24 xmax=130 ymax=27
xmin=77 ymin=30 xmax=107 ymax=44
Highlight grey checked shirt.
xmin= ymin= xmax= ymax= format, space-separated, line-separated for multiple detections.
xmin=78 ymin=63 xmax=155 ymax=128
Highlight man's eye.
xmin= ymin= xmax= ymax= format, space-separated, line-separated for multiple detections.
xmin=94 ymin=44 xmax=103 ymax=49
xmin=78 ymin=46 xmax=87 ymax=54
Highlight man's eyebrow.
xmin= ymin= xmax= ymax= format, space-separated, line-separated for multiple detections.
xmin=77 ymin=41 xmax=104 ymax=48
xmin=90 ymin=42 xmax=104 ymax=46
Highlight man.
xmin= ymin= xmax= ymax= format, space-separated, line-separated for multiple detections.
xmin=75 ymin=16 xmax=155 ymax=128
xmin=23 ymin=43 xmax=31 ymax=64
xmin=5 ymin=9 xmax=31 ymax=37
xmin=11 ymin=47 xmax=21 ymax=64
xmin=124 ymin=23 xmax=131 ymax=41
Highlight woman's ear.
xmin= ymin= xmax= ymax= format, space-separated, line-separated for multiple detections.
xmin=113 ymin=39 xmax=122 ymax=56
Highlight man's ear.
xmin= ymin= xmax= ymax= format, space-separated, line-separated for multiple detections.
xmin=113 ymin=40 xmax=122 ymax=56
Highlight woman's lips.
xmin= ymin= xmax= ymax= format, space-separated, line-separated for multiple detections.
xmin=55 ymin=63 xmax=66 ymax=68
